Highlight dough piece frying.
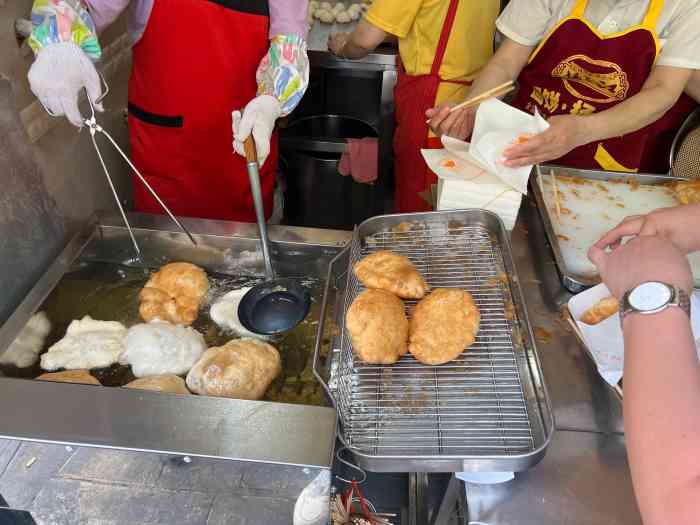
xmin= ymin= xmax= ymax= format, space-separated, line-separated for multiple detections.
xmin=139 ymin=262 xmax=209 ymax=326
xmin=120 ymin=320 xmax=206 ymax=377
xmin=409 ymin=288 xmax=480 ymax=365
xmin=124 ymin=375 xmax=190 ymax=394
xmin=37 ymin=370 xmax=100 ymax=385
xmin=353 ymin=250 xmax=428 ymax=299
xmin=0 ymin=311 xmax=51 ymax=368
xmin=210 ymin=288 xmax=269 ymax=340
xmin=671 ymin=179 xmax=700 ymax=205
xmin=580 ymin=296 xmax=619 ymax=325
xmin=186 ymin=339 xmax=281 ymax=400
xmin=40 ymin=316 xmax=126 ymax=371
xmin=346 ymin=289 xmax=408 ymax=364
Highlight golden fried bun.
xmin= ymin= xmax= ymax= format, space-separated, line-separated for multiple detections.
xmin=185 ymin=339 xmax=281 ymax=400
xmin=409 ymin=288 xmax=480 ymax=365
xmin=139 ymin=262 xmax=209 ymax=326
xmin=36 ymin=370 xmax=100 ymax=385
xmin=353 ymin=250 xmax=428 ymax=299
xmin=346 ymin=289 xmax=409 ymax=364
xmin=672 ymin=179 xmax=700 ymax=205
xmin=124 ymin=375 xmax=190 ymax=394
xmin=580 ymin=296 xmax=619 ymax=325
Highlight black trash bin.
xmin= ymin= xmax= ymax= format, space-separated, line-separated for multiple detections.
xmin=280 ymin=115 xmax=380 ymax=230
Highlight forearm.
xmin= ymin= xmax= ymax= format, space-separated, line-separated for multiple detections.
xmin=256 ymin=34 xmax=310 ymax=116
xmin=269 ymin=0 xmax=308 ymax=39
xmin=584 ymin=67 xmax=692 ymax=143
xmin=85 ymin=0 xmax=131 ymax=33
xmin=686 ymin=71 xmax=700 ymax=104
xmin=340 ymin=20 xmax=386 ymax=59
xmin=462 ymin=38 xmax=531 ymax=101
xmin=623 ymin=309 xmax=700 ymax=524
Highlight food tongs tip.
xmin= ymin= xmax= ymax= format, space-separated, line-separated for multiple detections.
xmin=41 ymin=78 xmax=197 ymax=268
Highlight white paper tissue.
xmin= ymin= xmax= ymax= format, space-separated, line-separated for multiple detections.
xmin=568 ymin=283 xmax=700 ymax=386
xmin=469 ymin=98 xmax=549 ymax=195
xmin=421 ymin=147 xmax=522 ymax=230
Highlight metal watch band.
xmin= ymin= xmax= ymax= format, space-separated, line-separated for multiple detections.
xmin=621 ymin=284 xmax=691 ymax=328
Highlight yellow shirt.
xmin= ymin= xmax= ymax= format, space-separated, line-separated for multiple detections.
xmin=365 ymin=0 xmax=499 ymax=105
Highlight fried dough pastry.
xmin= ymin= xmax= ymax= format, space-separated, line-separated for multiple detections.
xmin=671 ymin=179 xmax=700 ymax=205
xmin=353 ymin=250 xmax=428 ymax=299
xmin=139 ymin=262 xmax=209 ymax=326
xmin=409 ymin=288 xmax=480 ymax=365
xmin=186 ymin=339 xmax=281 ymax=400
xmin=346 ymin=289 xmax=409 ymax=364
xmin=37 ymin=370 xmax=100 ymax=385
xmin=125 ymin=375 xmax=190 ymax=394
xmin=580 ymin=296 xmax=619 ymax=325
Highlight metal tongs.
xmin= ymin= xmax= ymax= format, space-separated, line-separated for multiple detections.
xmin=40 ymin=78 xmax=197 ymax=266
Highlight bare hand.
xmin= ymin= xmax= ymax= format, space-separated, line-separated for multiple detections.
xmin=328 ymin=32 xmax=350 ymax=56
xmin=501 ymin=114 xmax=592 ymax=167
xmin=588 ymin=235 xmax=692 ymax=299
xmin=425 ymin=103 xmax=476 ymax=140
xmin=590 ymin=204 xmax=700 ymax=256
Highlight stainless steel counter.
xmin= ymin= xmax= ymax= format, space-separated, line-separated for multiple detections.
xmin=0 ymin=205 xmax=640 ymax=523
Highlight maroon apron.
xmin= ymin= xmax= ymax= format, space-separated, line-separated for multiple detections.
xmin=510 ymin=0 xmax=697 ymax=173
xmin=393 ymin=0 xmax=470 ymax=212
xmin=128 ymin=0 xmax=277 ymax=221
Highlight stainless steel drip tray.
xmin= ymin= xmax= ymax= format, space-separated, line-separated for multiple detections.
xmin=0 ymin=212 xmax=351 ymax=469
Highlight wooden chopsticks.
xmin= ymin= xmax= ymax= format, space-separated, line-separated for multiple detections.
xmin=448 ymin=81 xmax=515 ymax=114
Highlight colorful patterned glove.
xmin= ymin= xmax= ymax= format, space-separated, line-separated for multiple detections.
xmin=256 ymin=33 xmax=310 ymax=117
xmin=28 ymin=0 xmax=101 ymax=60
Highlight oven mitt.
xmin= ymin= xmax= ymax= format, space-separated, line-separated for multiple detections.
xmin=232 ymin=95 xmax=282 ymax=168
xmin=28 ymin=42 xmax=103 ymax=127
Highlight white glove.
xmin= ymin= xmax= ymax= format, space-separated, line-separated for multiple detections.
xmin=232 ymin=95 xmax=282 ymax=167
xmin=28 ymin=42 xmax=103 ymax=128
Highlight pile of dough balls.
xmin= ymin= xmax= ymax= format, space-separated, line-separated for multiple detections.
xmin=309 ymin=1 xmax=369 ymax=25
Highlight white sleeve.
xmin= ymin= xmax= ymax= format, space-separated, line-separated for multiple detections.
xmin=657 ymin=0 xmax=700 ymax=69
xmin=495 ymin=0 xmax=558 ymax=47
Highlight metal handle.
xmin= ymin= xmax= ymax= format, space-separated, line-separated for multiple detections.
xmin=244 ymin=136 xmax=274 ymax=280
xmin=312 ymin=247 xmax=348 ymax=404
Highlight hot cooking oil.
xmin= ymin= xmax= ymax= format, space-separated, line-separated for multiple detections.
xmin=1 ymin=261 xmax=332 ymax=407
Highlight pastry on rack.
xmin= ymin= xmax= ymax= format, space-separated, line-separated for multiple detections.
xmin=37 ymin=370 xmax=100 ymax=385
xmin=409 ymin=288 xmax=480 ymax=365
xmin=346 ymin=289 xmax=409 ymax=364
xmin=580 ymin=296 xmax=619 ymax=325
xmin=139 ymin=262 xmax=209 ymax=326
xmin=186 ymin=339 xmax=281 ymax=400
xmin=124 ymin=375 xmax=190 ymax=394
xmin=353 ymin=250 xmax=428 ymax=299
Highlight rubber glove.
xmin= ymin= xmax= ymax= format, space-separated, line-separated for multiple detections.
xmin=27 ymin=42 xmax=103 ymax=127
xmin=232 ymin=95 xmax=282 ymax=167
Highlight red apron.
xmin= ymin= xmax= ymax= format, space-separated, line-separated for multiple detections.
xmin=393 ymin=0 xmax=470 ymax=212
xmin=128 ymin=0 xmax=277 ymax=221
xmin=511 ymin=0 xmax=697 ymax=173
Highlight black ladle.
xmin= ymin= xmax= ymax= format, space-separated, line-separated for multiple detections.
xmin=238 ymin=136 xmax=311 ymax=335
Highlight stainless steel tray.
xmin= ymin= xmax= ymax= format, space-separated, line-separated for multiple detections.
xmin=531 ymin=165 xmax=683 ymax=293
xmin=313 ymin=210 xmax=554 ymax=472
xmin=0 ymin=212 xmax=349 ymax=469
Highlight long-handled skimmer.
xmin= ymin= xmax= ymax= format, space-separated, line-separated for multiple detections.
xmin=39 ymin=78 xmax=197 ymax=266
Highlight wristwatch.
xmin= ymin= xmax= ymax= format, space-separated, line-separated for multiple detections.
xmin=620 ymin=281 xmax=691 ymax=328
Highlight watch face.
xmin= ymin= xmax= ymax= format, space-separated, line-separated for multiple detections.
xmin=629 ymin=282 xmax=672 ymax=312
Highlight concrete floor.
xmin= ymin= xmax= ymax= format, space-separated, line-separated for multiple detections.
xmin=0 ymin=439 xmax=320 ymax=524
